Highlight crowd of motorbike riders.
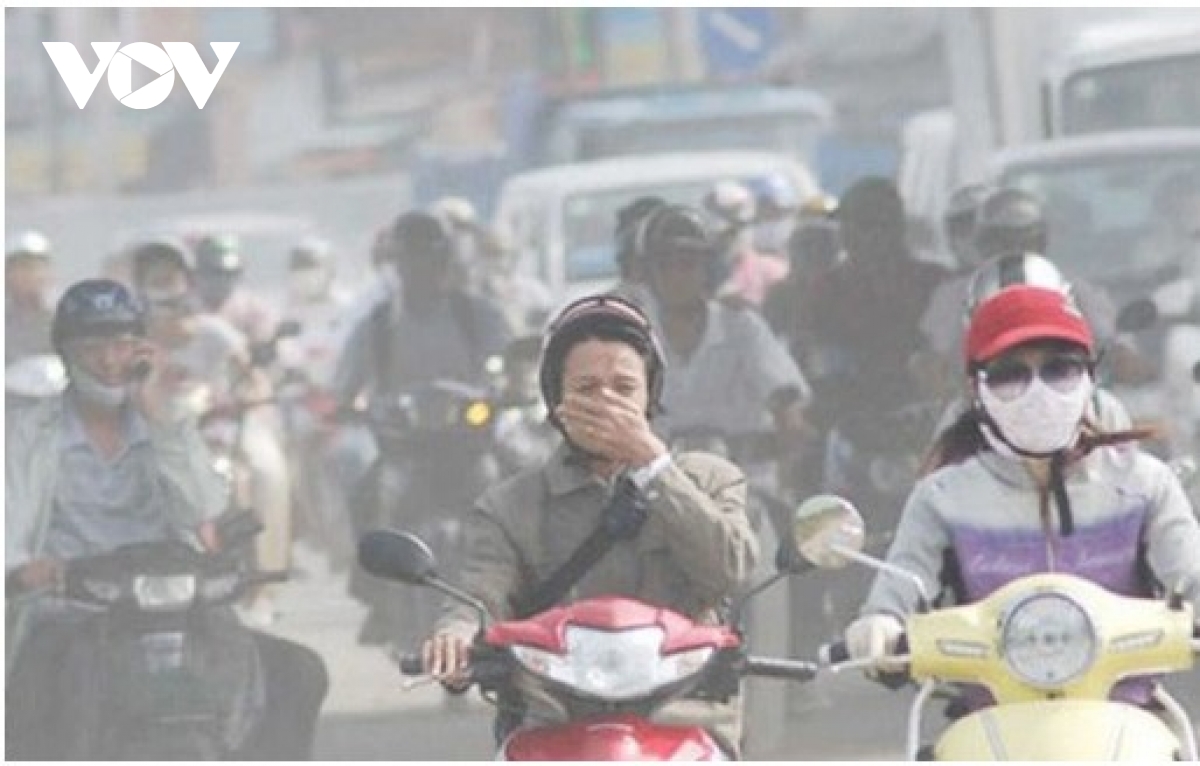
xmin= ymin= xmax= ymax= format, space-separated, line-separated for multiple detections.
xmin=5 ymin=165 xmax=1200 ymax=759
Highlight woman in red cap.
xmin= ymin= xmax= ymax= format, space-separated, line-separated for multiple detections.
xmin=840 ymin=284 xmax=1200 ymax=710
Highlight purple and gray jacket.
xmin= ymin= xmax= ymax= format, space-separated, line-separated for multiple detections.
xmin=861 ymin=443 xmax=1200 ymax=708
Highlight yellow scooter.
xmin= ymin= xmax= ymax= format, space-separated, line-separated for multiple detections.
xmin=787 ymin=494 xmax=1200 ymax=761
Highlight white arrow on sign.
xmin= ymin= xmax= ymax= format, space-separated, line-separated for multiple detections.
xmin=707 ymin=10 xmax=764 ymax=53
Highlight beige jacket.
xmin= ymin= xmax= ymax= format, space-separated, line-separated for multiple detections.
xmin=437 ymin=444 xmax=760 ymax=755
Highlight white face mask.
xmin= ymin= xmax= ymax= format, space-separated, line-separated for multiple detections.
xmin=978 ymin=372 xmax=1092 ymax=455
xmin=68 ymin=360 xmax=129 ymax=410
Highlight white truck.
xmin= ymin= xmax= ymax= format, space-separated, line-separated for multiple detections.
xmin=902 ymin=9 xmax=1200 ymax=239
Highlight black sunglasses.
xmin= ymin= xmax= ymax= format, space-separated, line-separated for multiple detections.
xmin=977 ymin=353 xmax=1092 ymax=402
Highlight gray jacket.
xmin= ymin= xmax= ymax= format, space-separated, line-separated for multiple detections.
xmin=862 ymin=443 xmax=1200 ymax=619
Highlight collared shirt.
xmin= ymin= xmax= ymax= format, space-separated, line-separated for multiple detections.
xmin=654 ymin=300 xmax=809 ymax=438
xmin=42 ymin=400 xmax=174 ymax=560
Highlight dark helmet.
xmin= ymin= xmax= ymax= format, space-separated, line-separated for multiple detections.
xmin=835 ymin=176 xmax=906 ymax=234
xmin=637 ymin=204 xmax=724 ymax=289
xmin=538 ymin=295 xmax=666 ymax=429
xmin=386 ymin=210 xmax=455 ymax=267
xmin=964 ymin=251 xmax=1075 ymax=320
xmin=942 ymin=182 xmax=995 ymax=265
xmin=787 ymin=218 xmax=842 ymax=274
xmin=614 ymin=196 xmax=666 ymax=269
xmin=193 ymin=234 xmax=243 ymax=275
xmin=128 ymin=237 xmax=194 ymax=285
xmin=51 ymin=278 xmax=145 ymax=353
xmin=973 ymin=187 xmax=1048 ymax=260
xmin=290 ymin=236 xmax=333 ymax=271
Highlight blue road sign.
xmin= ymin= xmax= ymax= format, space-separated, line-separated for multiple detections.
xmin=698 ymin=8 xmax=776 ymax=78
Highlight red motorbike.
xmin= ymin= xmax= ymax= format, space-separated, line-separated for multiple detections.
xmin=358 ymin=528 xmax=823 ymax=760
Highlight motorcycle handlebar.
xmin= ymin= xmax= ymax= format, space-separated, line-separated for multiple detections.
xmin=744 ymin=656 xmax=818 ymax=682
xmin=819 ymin=634 xmax=910 ymax=666
xmin=395 ymin=651 xmax=511 ymax=685
xmin=820 ymin=640 xmax=850 ymax=666
xmin=398 ymin=653 xmax=425 ymax=676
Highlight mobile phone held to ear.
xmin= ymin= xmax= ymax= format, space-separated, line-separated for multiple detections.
xmin=129 ymin=358 xmax=153 ymax=382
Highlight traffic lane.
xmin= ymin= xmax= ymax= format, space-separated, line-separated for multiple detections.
xmin=313 ymin=672 xmax=911 ymax=760
xmin=312 ymin=660 xmax=1199 ymax=760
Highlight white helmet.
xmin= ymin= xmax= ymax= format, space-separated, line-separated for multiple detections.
xmin=7 ymin=230 xmax=52 ymax=261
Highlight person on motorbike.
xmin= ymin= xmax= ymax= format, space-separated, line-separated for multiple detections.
xmin=331 ymin=209 xmax=512 ymax=644
xmin=469 ymin=222 xmax=555 ymax=335
xmin=762 ymin=216 xmax=845 ymax=500
xmin=421 ymin=294 xmax=760 ymax=757
xmin=715 ymin=176 xmax=795 ymax=307
xmin=926 ymin=251 xmax=1134 ymax=441
xmin=131 ymin=238 xmax=294 ymax=625
xmin=430 ymin=195 xmax=484 ymax=287
xmin=638 ymin=204 xmax=811 ymax=499
xmin=6 ymin=230 xmax=56 ymax=365
xmin=609 ymin=195 xmax=666 ymax=310
xmin=280 ymin=235 xmax=352 ymax=389
xmin=842 ymin=284 xmax=1200 ymax=714
xmin=5 ymin=279 xmax=327 ymax=760
xmin=278 ymin=236 xmax=355 ymax=572
xmin=333 ymin=210 xmax=513 ymax=405
xmin=192 ymin=233 xmax=282 ymax=346
xmin=793 ymin=177 xmax=948 ymax=489
xmin=913 ymin=182 xmax=996 ymax=389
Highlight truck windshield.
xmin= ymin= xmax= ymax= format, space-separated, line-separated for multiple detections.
xmin=1061 ymin=53 xmax=1200 ymax=134
xmin=1002 ymin=153 xmax=1200 ymax=285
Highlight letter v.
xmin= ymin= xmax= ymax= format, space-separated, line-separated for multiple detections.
xmin=163 ymin=42 xmax=239 ymax=109
xmin=43 ymin=42 xmax=120 ymax=109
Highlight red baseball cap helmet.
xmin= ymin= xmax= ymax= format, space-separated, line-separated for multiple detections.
xmin=964 ymin=285 xmax=1094 ymax=366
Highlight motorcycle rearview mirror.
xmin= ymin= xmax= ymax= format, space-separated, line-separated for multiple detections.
xmin=1115 ymin=298 xmax=1158 ymax=334
xmin=730 ymin=494 xmax=862 ymax=630
xmin=791 ymin=494 xmax=865 ymax=569
xmin=358 ymin=529 xmax=439 ymax=585
xmin=790 ymin=495 xmax=935 ymax=612
xmin=357 ymin=529 xmax=490 ymax=628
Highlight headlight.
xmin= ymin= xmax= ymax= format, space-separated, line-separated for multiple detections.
xmin=463 ymin=400 xmax=492 ymax=429
xmin=133 ymin=574 xmax=197 ymax=610
xmin=511 ymin=626 xmax=713 ymax=701
xmin=1000 ymin=592 xmax=1096 ymax=689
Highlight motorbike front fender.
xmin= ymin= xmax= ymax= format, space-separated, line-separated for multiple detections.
xmin=501 ymin=714 xmax=726 ymax=761
xmin=935 ymin=700 xmax=1182 ymax=761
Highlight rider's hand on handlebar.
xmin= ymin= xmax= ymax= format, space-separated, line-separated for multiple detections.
xmin=422 ymin=631 xmax=473 ymax=692
xmin=557 ymin=390 xmax=667 ymax=468
xmin=845 ymin=613 xmax=905 ymax=675
xmin=13 ymin=558 xmax=64 ymax=592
